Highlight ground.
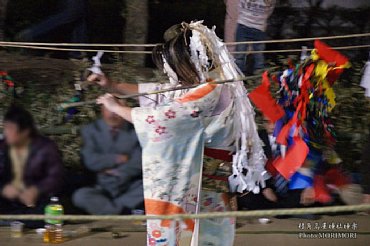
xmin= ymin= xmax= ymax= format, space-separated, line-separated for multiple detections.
xmin=1 ymin=214 xmax=369 ymax=246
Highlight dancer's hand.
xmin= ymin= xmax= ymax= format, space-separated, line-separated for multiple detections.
xmin=97 ymin=93 xmax=121 ymax=114
xmin=87 ymin=73 xmax=111 ymax=88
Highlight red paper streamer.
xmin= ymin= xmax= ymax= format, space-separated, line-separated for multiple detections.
xmin=314 ymin=40 xmax=349 ymax=85
xmin=249 ymin=72 xmax=285 ymax=122
xmin=272 ymin=136 xmax=309 ymax=180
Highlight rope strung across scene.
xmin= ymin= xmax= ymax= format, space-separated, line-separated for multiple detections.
xmin=232 ymin=44 xmax=370 ymax=54
xmin=0 ymin=205 xmax=369 ymax=221
xmin=0 ymin=44 xmax=152 ymax=54
xmin=58 ymin=74 xmax=266 ymax=109
xmin=1 ymin=43 xmax=370 ymax=55
xmin=1 ymin=32 xmax=370 ymax=47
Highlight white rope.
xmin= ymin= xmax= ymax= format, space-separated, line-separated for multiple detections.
xmin=0 ymin=41 xmax=158 ymax=47
xmin=1 ymin=32 xmax=369 ymax=47
xmin=1 ymin=43 xmax=370 ymax=55
xmin=0 ymin=44 xmax=152 ymax=54
xmin=233 ymin=44 xmax=370 ymax=54
xmin=226 ymin=32 xmax=370 ymax=45
xmin=0 ymin=205 xmax=368 ymax=221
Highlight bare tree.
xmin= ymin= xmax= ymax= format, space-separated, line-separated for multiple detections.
xmin=123 ymin=0 xmax=148 ymax=66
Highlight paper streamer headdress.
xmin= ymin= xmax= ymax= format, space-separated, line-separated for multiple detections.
xmin=152 ymin=21 xmax=268 ymax=193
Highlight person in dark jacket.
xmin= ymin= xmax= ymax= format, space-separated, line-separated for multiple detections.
xmin=0 ymin=105 xmax=64 ymax=227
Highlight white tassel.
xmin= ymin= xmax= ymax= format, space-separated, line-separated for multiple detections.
xmin=361 ymin=61 xmax=370 ymax=98
xmin=188 ymin=21 xmax=267 ymax=193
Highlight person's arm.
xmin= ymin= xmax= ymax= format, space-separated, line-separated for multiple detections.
xmin=113 ymin=144 xmax=143 ymax=188
xmin=81 ymin=127 xmax=127 ymax=172
xmin=36 ymin=141 xmax=64 ymax=196
xmin=87 ymin=74 xmax=138 ymax=95
xmin=0 ymin=143 xmax=13 ymax=196
xmin=96 ymin=94 xmax=133 ymax=123
xmin=115 ymin=144 xmax=142 ymax=177
xmin=113 ymin=82 xmax=139 ymax=95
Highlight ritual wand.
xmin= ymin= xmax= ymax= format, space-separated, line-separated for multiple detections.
xmin=58 ymin=74 xmax=265 ymax=110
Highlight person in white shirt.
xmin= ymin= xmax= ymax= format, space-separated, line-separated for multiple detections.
xmin=235 ymin=0 xmax=276 ymax=74
xmin=224 ymin=0 xmax=239 ymax=52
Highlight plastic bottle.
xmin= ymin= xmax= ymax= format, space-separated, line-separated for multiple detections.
xmin=44 ymin=197 xmax=64 ymax=243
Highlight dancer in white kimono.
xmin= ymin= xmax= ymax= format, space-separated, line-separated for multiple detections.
xmin=91 ymin=21 xmax=268 ymax=246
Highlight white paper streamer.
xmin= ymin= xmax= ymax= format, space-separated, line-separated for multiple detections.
xmin=188 ymin=21 xmax=267 ymax=194
xmin=360 ymin=60 xmax=370 ymax=98
xmin=88 ymin=51 xmax=104 ymax=75
xmin=155 ymin=21 xmax=267 ymax=194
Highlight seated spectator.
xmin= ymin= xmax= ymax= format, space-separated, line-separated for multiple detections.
xmin=72 ymin=103 xmax=143 ymax=215
xmin=238 ymin=120 xmax=278 ymax=210
xmin=0 ymin=105 xmax=64 ymax=227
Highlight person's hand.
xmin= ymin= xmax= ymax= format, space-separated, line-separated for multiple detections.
xmin=87 ymin=73 xmax=111 ymax=88
xmin=19 ymin=186 xmax=39 ymax=207
xmin=97 ymin=93 xmax=121 ymax=114
xmin=1 ymin=184 xmax=20 ymax=200
xmin=103 ymin=169 xmax=120 ymax=177
xmin=300 ymin=187 xmax=315 ymax=206
xmin=116 ymin=154 xmax=129 ymax=164
xmin=262 ymin=188 xmax=278 ymax=202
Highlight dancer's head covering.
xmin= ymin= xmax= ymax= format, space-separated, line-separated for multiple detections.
xmin=152 ymin=23 xmax=200 ymax=86
xmin=152 ymin=21 xmax=268 ymax=194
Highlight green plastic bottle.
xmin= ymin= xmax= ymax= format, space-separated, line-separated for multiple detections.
xmin=44 ymin=197 xmax=64 ymax=243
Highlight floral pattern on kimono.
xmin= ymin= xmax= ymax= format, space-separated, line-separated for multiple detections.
xmin=133 ymin=83 xmax=236 ymax=246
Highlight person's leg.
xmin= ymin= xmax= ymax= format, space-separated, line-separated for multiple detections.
xmin=69 ymin=14 xmax=88 ymax=58
xmin=237 ymin=192 xmax=277 ymax=210
xmin=252 ymin=30 xmax=267 ymax=72
xmin=276 ymin=189 xmax=320 ymax=220
xmin=72 ymin=187 xmax=120 ymax=215
xmin=0 ymin=197 xmax=48 ymax=228
xmin=113 ymin=179 xmax=144 ymax=211
xmin=252 ymin=43 xmax=266 ymax=72
xmin=71 ymin=17 xmax=88 ymax=44
xmin=234 ymin=24 xmax=251 ymax=74
xmin=17 ymin=0 xmax=86 ymax=41
xmin=16 ymin=198 xmax=49 ymax=228
xmin=71 ymin=0 xmax=88 ymax=43
xmin=276 ymin=189 xmax=303 ymax=208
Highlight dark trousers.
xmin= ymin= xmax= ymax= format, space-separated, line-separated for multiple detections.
xmin=0 ymin=197 xmax=49 ymax=228
xmin=237 ymin=192 xmax=278 ymax=210
xmin=238 ymin=189 xmax=308 ymax=210
xmin=235 ymin=24 xmax=267 ymax=74
xmin=21 ymin=0 xmax=88 ymax=44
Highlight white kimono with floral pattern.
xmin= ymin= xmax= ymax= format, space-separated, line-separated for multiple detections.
xmin=132 ymin=82 xmax=236 ymax=246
